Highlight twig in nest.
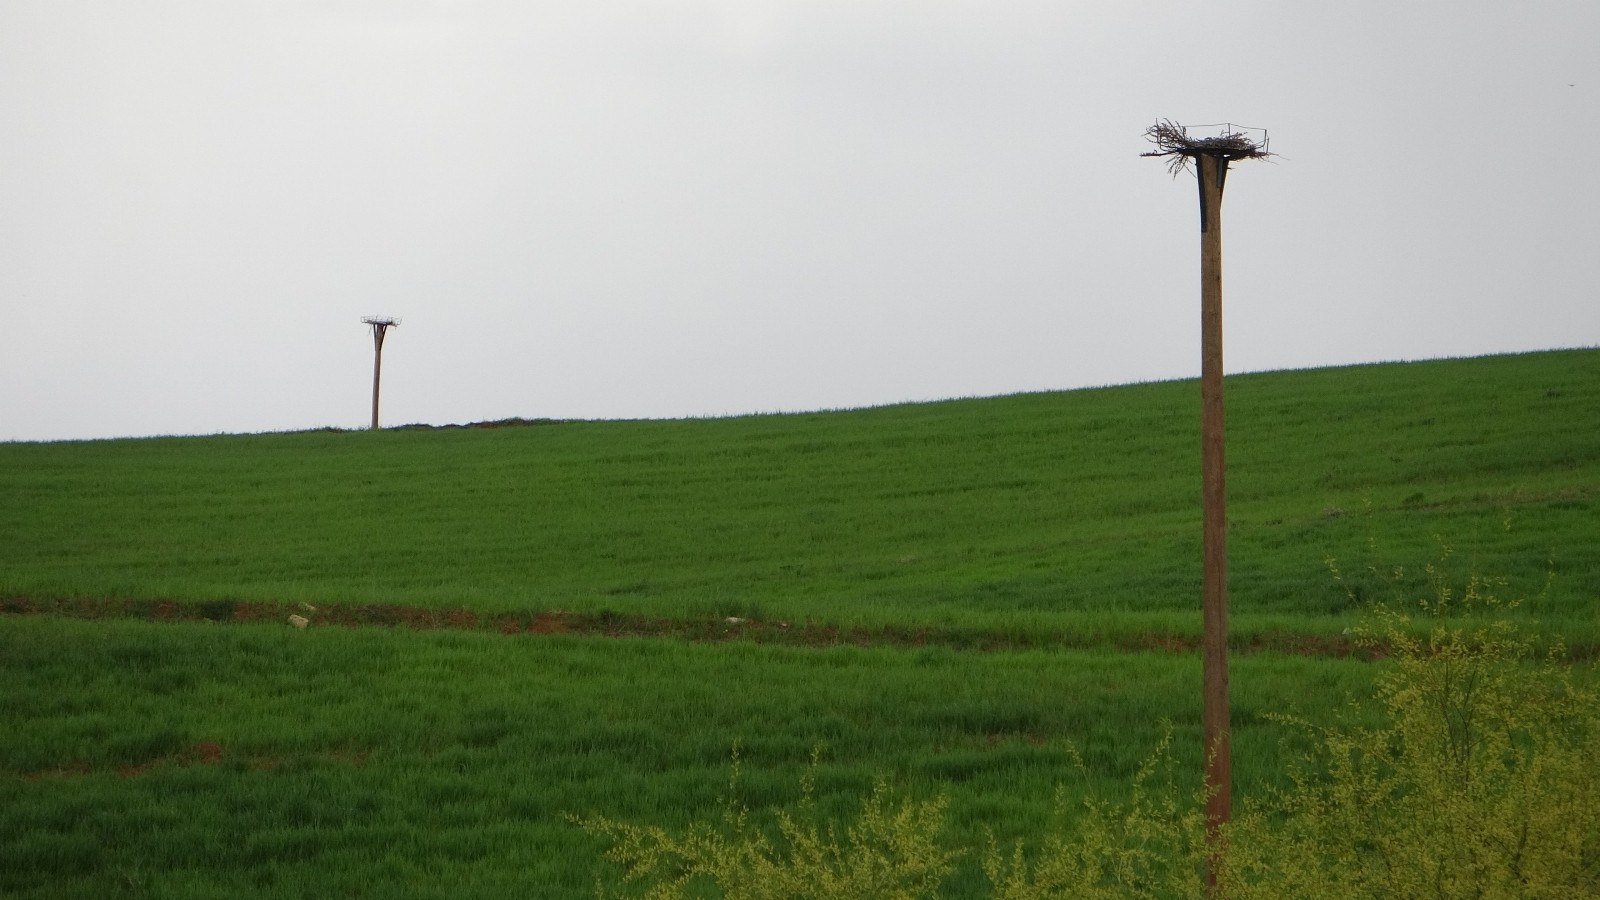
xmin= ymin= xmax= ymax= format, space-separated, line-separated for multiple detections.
xmin=1141 ymin=119 xmax=1270 ymax=175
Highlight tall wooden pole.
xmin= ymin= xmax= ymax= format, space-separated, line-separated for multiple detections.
xmin=370 ymin=325 xmax=386 ymax=430
xmin=1146 ymin=120 xmax=1265 ymax=893
xmin=364 ymin=317 xmax=397 ymax=430
xmin=1197 ymin=152 xmax=1231 ymax=885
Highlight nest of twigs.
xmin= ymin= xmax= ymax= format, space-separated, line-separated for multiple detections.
xmin=1141 ymin=120 xmax=1270 ymax=175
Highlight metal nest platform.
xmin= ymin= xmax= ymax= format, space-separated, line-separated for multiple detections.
xmin=1141 ymin=120 xmax=1271 ymax=175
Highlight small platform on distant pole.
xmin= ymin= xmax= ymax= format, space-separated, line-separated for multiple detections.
xmin=1141 ymin=120 xmax=1270 ymax=171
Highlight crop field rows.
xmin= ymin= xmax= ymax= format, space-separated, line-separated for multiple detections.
xmin=3 ymin=616 xmax=1392 ymax=898
xmin=3 ymin=349 xmax=1598 ymax=897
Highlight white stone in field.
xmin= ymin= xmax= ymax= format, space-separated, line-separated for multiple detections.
xmin=288 ymin=614 xmax=310 ymax=629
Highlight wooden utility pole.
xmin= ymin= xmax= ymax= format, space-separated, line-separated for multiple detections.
xmin=362 ymin=317 xmax=399 ymax=430
xmin=1196 ymin=150 xmax=1231 ymax=848
xmin=1143 ymin=121 xmax=1269 ymax=892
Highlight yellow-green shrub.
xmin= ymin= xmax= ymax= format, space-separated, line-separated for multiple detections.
xmin=981 ymin=731 xmax=1209 ymax=899
xmin=571 ymin=747 xmax=956 ymax=900
xmin=578 ymin=567 xmax=1599 ymax=898
xmin=1220 ymin=580 xmax=1600 ymax=898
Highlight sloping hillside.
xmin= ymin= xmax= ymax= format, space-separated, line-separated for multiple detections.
xmin=3 ymin=349 xmax=1596 ymax=640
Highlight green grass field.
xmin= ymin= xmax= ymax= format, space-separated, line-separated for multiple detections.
xmin=2 ymin=617 xmax=1388 ymax=898
xmin=3 ymin=349 xmax=1597 ymax=897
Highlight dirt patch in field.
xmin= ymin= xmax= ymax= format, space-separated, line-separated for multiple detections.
xmin=16 ymin=740 xmax=231 ymax=781
xmin=12 ymin=739 xmax=377 ymax=782
xmin=116 ymin=740 xmax=227 ymax=778
xmin=7 ymin=593 xmax=1581 ymax=660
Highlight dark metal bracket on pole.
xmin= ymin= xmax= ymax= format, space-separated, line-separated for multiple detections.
xmin=1196 ymin=153 xmax=1229 ymax=234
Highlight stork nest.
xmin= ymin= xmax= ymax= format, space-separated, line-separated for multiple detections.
xmin=1141 ymin=120 xmax=1270 ymax=175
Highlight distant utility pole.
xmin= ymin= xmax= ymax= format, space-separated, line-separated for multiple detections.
xmin=1142 ymin=120 xmax=1270 ymax=891
xmin=361 ymin=316 xmax=400 ymax=430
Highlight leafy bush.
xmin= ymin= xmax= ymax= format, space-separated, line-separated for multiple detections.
xmin=1221 ymin=566 xmax=1600 ymax=898
xmin=571 ymin=746 xmax=957 ymax=899
xmin=578 ymin=562 xmax=1600 ymax=899
xmin=981 ymin=731 xmax=1210 ymax=899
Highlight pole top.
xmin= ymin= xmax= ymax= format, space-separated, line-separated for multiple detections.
xmin=1141 ymin=120 xmax=1270 ymax=175
xmin=362 ymin=316 xmax=400 ymax=337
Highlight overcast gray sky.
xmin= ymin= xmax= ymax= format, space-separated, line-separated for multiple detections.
xmin=2 ymin=1 xmax=1596 ymax=442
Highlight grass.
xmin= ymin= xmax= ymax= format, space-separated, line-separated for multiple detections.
xmin=1 ymin=616 xmax=1385 ymax=898
xmin=2 ymin=349 xmax=1598 ymax=641
xmin=2 ymin=348 xmax=1598 ymax=896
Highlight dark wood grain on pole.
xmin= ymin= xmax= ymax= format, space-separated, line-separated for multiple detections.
xmin=1197 ymin=152 xmax=1231 ymax=879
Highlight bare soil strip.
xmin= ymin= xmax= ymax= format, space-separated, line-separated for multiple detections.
xmin=0 ymin=594 xmax=1399 ymax=658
